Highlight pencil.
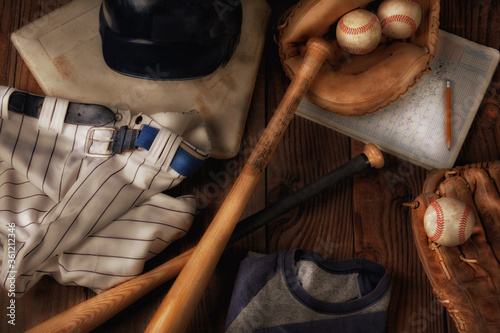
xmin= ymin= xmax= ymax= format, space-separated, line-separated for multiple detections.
xmin=446 ymin=80 xmax=451 ymax=150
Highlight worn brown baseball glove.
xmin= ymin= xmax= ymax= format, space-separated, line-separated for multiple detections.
xmin=410 ymin=162 xmax=500 ymax=333
xmin=276 ymin=0 xmax=440 ymax=116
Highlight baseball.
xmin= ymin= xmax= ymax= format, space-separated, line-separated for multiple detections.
xmin=423 ymin=197 xmax=475 ymax=247
xmin=377 ymin=0 xmax=422 ymax=39
xmin=336 ymin=9 xmax=382 ymax=55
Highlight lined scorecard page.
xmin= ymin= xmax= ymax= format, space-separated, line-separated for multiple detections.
xmin=297 ymin=30 xmax=499 ymax=169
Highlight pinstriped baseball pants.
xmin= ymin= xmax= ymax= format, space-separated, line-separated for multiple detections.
xmin=0 ymin=87 xmax=210 ymax=296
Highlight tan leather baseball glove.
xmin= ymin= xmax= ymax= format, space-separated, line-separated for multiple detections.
xmin=276 ymin=0 xmax=440 ymax=116
xmin=410 ymin=162 xmax=500 ymax=333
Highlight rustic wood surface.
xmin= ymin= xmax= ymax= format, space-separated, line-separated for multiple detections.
xmin=1 ymin=0 xmax=499 ymax=332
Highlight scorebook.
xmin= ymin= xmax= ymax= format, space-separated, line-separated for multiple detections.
xmin=297 ymin=30 xmax=500 ymax=169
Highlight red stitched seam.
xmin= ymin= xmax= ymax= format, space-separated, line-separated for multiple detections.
xmin=381 ymin=14 xmax=417 ymax=35
xmin=429 ymin=201 xmax=445 ymax=242
xmin=339 ymin=15 xmax=378 ymax=35
xmin=458 ymin=204 xmax=472 ymax=244
xmin=341 ymin=45 xmax=375 ymax=54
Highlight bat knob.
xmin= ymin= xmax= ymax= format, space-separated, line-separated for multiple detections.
xmin=364 ymin=143 xmax=384 ymax=169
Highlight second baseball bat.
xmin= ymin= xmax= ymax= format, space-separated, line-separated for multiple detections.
xmin=229 ymin=143 xmax=383 ymax=244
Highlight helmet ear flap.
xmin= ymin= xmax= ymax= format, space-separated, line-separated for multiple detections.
xmin=98 ymin=0 xmax=242 ymax=80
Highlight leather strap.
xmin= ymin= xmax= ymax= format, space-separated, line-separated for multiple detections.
xmin=8 ymin=91 xmax=116 ymax=126
xmin=97 ymin=125 xmax=204 ymax=176
xmin=109 ymin=126 xmax=145 ymax=154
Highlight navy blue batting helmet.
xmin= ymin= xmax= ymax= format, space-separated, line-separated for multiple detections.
xmin=99 ymin=0 xmax=242 ymax=80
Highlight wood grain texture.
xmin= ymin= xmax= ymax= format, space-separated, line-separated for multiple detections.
xmin=0 ymin=1 xmax=498 ymax=333
xmin=0 ymin=1 xmax=19 ymax=87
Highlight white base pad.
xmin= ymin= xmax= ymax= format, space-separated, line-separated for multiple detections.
xmin=11 ymin=0 xmax=270 ymax=159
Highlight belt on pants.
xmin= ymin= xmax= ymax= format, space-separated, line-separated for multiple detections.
xmin=7 ymin=89 xmax=117 ymax=126
xmin=85 ymin=125 xmax=205 ymax=177
xmin=2 ymin=86 xmax=205 ymax=177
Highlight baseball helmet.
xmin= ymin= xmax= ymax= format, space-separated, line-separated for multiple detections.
xmin=99 ymin=0 xmax=242 ymax=80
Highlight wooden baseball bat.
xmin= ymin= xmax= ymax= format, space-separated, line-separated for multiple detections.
xmin=25 ymin=143 xmax=382 ymax=333
xmin=144 ymin=37 xmax=334 ymax=333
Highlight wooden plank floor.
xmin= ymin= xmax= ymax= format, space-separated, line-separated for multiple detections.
xmin=1 ymin=1 xmax=499 ymax=332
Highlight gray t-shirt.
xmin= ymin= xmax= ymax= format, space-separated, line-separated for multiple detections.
xmin=225 ymin=250 xmax=391 ymax=332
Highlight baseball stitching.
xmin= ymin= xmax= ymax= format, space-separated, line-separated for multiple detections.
xmin=339 ymin=15 xmax=378 ymax=35
xmin=458 ymin=204 xmax=472 ymax=244
xmin=341 ymin=45 xmax=376 ymax=54
xmin=429 ymin=200 xmax=445 ymax=242
xmin=381 ymin=14 xmax=417 ymax=35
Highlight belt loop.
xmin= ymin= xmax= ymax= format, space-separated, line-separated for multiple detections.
xmin=49 ymin=98 xmax=70 ymax=133
xmin=146 ymin=128 xmax=182 ymax=167
xmin=38 ymin=96 xmax=57 ymax=131
xmin=0 ymin=86 xmax=17 ymax=120
xmin=38 ymin=96 xmax=70 ymax=133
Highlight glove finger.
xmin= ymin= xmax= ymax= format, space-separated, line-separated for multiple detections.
xmin=488 ymin=161 xmax=500 ymax=192
xmin=422 ymin=168 xmax=447 ymax=193
xmin=463 ymin=167 xmax=500 ymax=261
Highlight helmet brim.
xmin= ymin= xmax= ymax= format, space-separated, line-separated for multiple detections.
xmin=98 ymin=5 xmax=242 ymax=81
